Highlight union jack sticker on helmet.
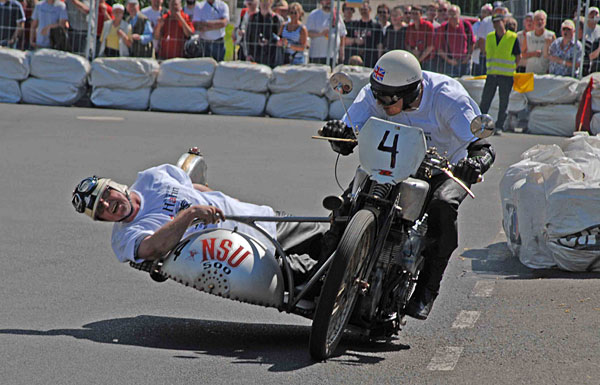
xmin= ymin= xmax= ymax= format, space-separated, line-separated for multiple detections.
xmin=373 ymin=65 xmax=386 ymax=81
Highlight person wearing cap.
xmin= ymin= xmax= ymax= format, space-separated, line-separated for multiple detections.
xmin=126 ymin=0 xmax=154 ymax=57
xmin=99 ymin=3 xmax=132 ymax=57
xmin=583 ymin=7 xmax=600 ymax=76
xmin=71 ymin=165 xmax=332 ymax=285
xmin=273 ymin=0 xmax=288 ymax=21
xmin=475 ymin=1 xmax=508 ymax=75
xmin=319 ymin=50 xmax=496 ymax=320
xmin=516 ymin=11 xmax=534 ymax=72
xmin=479 ymin=13 xmax=520 ymax=134
xmin=154 ymin=0 xmax=194 ymax=59
xmin=547 ymin=19 xmax=582 ymax=77
xmin=522 ymin=10 xmax=555 ymax=74
xmin=191 ymin=0 xmax=229 ymax=61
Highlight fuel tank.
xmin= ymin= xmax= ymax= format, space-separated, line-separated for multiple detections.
xmin=399 ymin=177 xmax=430 ymax=222
xmin=159 ymin=228 xmax=284 ymax=308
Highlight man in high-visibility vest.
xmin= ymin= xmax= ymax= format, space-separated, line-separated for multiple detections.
xmin=479 ymin=13 xmax=520 ymax=135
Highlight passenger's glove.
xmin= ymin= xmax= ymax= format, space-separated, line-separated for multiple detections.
xmin=319 ymin=120 xmax=357 ymax=156
xmin=453 ymin=153 xmax=494 ymax=185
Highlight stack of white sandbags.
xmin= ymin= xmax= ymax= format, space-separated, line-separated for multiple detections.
xmin=457 ymin=76 xmax=527 ymax=129
xmin=208 ymin=61 xmax=270 ymax=116
xmin=90 ymin=57 xmax=158 ymax=110
xmin=326 ymin=65 xmax=371 ymax=120
xmin=0 ymin=48 xmax=29 ymax=103
xmin=500 ymin=134 xmax=600 ymax=271
xmin=266 ymin=64 xmax=330 ymax=120
xmin=150 ymin=57 xmax=216 ymax=113
xmin=22 ymin=49 xmax=90 ymax=105
xmin=525 ymin=75 xmax=579 ymax=136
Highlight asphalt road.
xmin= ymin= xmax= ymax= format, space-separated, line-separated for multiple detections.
xmin=1 ymin=104 xmax=599 ymax=385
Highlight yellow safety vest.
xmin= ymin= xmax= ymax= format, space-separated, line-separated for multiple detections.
xmin=486 ymin=30 xmax=517 ymax=76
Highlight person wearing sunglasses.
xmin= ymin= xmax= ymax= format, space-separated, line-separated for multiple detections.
xmin=71 ymin=165 xmax=333 ymax=286
xmin=319 ymin=49 xmax=495 ymax=320
xmin=547 ymin=19 xmax=582 ymax=77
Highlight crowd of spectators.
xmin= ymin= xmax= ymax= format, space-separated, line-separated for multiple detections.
xmin=0 ymin=0 xmax=597 ymax=79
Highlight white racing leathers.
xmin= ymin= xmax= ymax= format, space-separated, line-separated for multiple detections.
xmin=342 ymin=71 xmax=480 ymax=164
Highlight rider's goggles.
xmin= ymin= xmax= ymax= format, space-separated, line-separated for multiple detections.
xmin=371 ymin=88 xmax=402 ymax=106
xmin=72 ymin=176 xmax=98 ymax=213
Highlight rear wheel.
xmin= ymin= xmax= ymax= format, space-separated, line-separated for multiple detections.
xmin=309 ymin=209 xmax=376 ymax=360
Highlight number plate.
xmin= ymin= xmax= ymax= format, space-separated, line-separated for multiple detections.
xmin=358 ymin=117 xmax=427 ymax=184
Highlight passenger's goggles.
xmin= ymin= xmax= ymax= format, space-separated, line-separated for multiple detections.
xmin=371 ymin=88 xmax=402 ymax=106
xmin=72 ymin=176 xmax=98 ymax=213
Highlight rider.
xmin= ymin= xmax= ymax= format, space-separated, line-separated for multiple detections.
xmin=320 ymin=49 xmax=495 ymax=320
xmin=71 ymin=164 xmax=329 ymax=283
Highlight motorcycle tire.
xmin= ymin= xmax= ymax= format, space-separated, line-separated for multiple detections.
xmin=309 ymin=209 xmax=376 ymax=360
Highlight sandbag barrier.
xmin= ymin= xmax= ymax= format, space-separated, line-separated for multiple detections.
xmin=0 ymin=46 xmax=598 ymax=131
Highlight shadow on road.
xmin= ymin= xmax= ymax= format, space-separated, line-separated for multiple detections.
xmin=0 ymin=315 xmax=405 ymax=370
xmin=462 ymin=242 xmax=600 ymax=280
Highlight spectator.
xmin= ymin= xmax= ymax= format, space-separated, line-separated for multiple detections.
xmin=436 ymin=1 xmax=449 ymax=24
xmin=522 ymin=10 xmax=555 ymax=74
xmin=401 ymin=5 xmax=411 ymax=26
xmin=306 ymin=0 xmax=346 ymax=65
xmin=471 ymin=3 xmax=492 ymax=76
xmin=425 ymin=2 xmax=439 ymax=28
xmin=548 ymin=19 xmax=582 ymax=77
xmin=516 ymin=11 xmax=533 ymax=72
xmin=504 ymin=16 xmax=516 ymax=32
xmin=374 ymin=3 xmax=389 ymax=59
xmin=141 ymin=0 xmax=161 ymax=58
xmin=277 ymin=1 xmax=306 ymax=64
xmin=234 ymin=0 xmax=257 ymax=60
xmin=436 ymin=4 xmax=474 ymax=77
xmin=183 ymin=0 xmax=199 ymax=19
xmin=18 ymin=0 xmax=35 ymax=49
xmin=476 ymin=1 xmax=509 ymax=75
xmin=0 ymin=0 xmax=25 ymax=48
xmin=154 ymin=0 xmax=194 ymax=59
xmin=382 ymin=6 xmax=406 ymax=53
xmin=348 ymin=54 xmax=362 ymax=65
xmin=348 ymin=1 xmax=379 ymax=68
xmin=98 ymin=3 xmax=131 ymax=57
xmin=405 ymin=5 xmax=435 ymax=71
xmin=246 ymin=0 xmax=281 ymax=67
xmin=126 ymin=0 xmax=153 ymax=57
xmin=342 ymin=1 xmax=356 ymax=64
xmin=479 ymin=14 xmax=520 ymax=134
xmin=582 ymin=7 xmax=600 ymax=76
xmin=192 ymin=0 xmax=229 ymax=61
xmin=29 ymin=0 xmax=67 ymax=49
xmin=64 ymin=0 xmax=89 ymax=54
xmin=273 ymin=0 xmax=288 ymax=22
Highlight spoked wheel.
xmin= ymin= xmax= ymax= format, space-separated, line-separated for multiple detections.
xmin=309 ymin=209 xmax=376 ymax=360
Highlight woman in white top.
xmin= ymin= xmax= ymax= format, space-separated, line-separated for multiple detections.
xmin=99 ymin=4 xmax=132 ymax=57
xmin=277 ymin=2 xmax=307 ymax=64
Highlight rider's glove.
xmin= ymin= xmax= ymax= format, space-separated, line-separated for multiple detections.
xmin=453 ymin=152 xmax=493 ymax=185
xmin=320 ymin=120 xmax=357 ymax=156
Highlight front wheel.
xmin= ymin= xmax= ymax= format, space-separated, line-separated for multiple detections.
xmin=309 ymin=209 xmax=376 ymax=360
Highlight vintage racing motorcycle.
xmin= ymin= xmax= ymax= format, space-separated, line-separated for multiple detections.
xmin=130 ymin=73 xmax=494 ymax=360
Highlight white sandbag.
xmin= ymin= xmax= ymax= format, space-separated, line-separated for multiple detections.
xmin=268 ymin=64 xmax=330 ymax=95
xmin=591 ymin=113 xmax=600 ymax=135
xmin=266 ymin=92 xmax=329 ymax=120
xmin=212 ymin=61 xmax=271 ymax=92
xmin=91 ymin=87 xmax=151 ymax=110
xmin=157 ymin=57 xmax=217 ymax=87
xmin=0 ymin=78 xmax=21 ymax=103
xmin=150 ymin=87 xmax=208 ymax=113
xmin=325 ymin=64 xmax=372 ymax=101
xmin=30 ymin=48 xmax=90 ymax=87
xmin=527 ymin=104 xmax=577 ymax=136
xmin=0 ymin=47 xmax=30 ymax=80
xmin=525 ymin=74 xmax=579 ymax=105
xmin=328 ymin=98 xmax=354 ymax=120
xmin=21 ymin=78 xmax=85 ymax=106
xmin=457 ymin=77 xmax=528 ymax=114
xmin=90 ymin=57 xmax=159 ymax=89
xmin=207 ymin=87 xmax=266 ymax=116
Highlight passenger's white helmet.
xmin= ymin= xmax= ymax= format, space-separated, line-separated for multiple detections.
xmin=370 ymin=50 xmax=423 ymax=108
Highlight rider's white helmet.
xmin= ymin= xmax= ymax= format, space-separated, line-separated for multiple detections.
xmin=72 ymin=176 xmax=130 ymax=220
xmin=370 ymin=50 xmax=423 ymax=108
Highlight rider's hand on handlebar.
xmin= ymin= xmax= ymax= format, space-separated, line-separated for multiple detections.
xmin=453 ymin=158 xmax=482 ymax=185
xmin=319 ymin=120 xmax=357 ymax=156
xmin=191 ymin=205 xmax=225 ymax=224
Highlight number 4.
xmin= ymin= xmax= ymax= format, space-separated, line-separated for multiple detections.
xmin=377 ymin=130 xmax=399 ymax=168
